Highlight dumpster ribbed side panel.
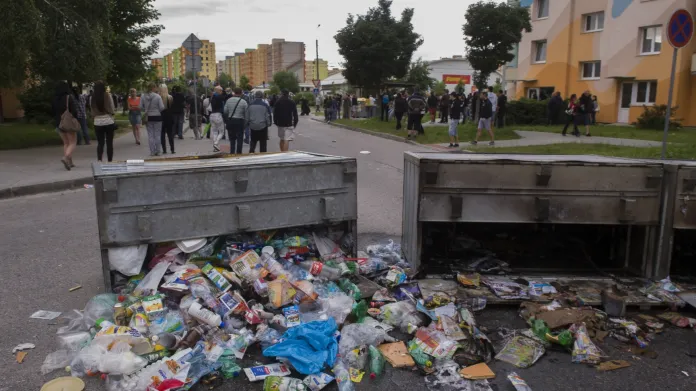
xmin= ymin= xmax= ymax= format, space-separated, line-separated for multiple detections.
xmin=402 ymin=153 xmax=421 ymax=270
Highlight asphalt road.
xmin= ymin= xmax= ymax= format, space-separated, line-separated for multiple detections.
xmin=1 ymin=118 xmax=695 ymax=391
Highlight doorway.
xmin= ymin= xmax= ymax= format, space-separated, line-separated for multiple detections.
xmin=618 ymin=82 xmax=632 ymax=123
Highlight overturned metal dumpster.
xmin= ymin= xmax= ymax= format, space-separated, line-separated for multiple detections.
xmin=93 ymin=152 xmax=358 ymax=290
xmin=402 ymin=153 xmax=665 ymax=277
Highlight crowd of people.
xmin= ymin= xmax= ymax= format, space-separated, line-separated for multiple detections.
xmin=52 ymin=82 xmax=300 ymax=171
xmin=547 ymin=90 xmax=599 ymax=137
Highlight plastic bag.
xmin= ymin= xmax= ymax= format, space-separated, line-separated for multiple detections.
xmin=344 ymin=345 xmax=368 ymax=370
xmin=378 ymin=301 xmax=427 ymax=333
xmin=412 ymin=326 xmax=459 ymax=360
xmin=338 ymin=323 xmax=395 ymax=356
xmin=133 ymin=261 xmax=172 ymax=297
xmin=263 ymin=318 xmax=339 ymax=375
xmin=109 ymin=245 xmax=147 ymax=276
xmin=41 ymin=349 xmax=76 ymax=374
xmin=57 ymin=331 xmax=92 ymax=351
xmin=82 ymin=294 xmax=119 ymax=330
xmin=495 ymin=335 xmax=545 ymax=368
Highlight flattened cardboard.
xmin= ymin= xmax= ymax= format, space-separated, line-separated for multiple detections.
xmin=459 ymin=363 xmax=495 ymax=380
xmin=378 ymin=342 xmax=416 ymax=368
xmin=597 ymin=360 xmax=631 ymax=371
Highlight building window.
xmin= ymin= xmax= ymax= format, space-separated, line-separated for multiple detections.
xmin=583 ymin=12 xmax=605 ymax=32
xmin=533 ymin=40 xmax=547 ymax=63
xmin=640 ymin=26 xmax=662 ymax=54
xmin=581 ymin=61 xmax=601 ymax=79
xmin=633 ymin=81 xmax=658 ymax=104
xmin=536 ymin=0 xmax=549 ymax=19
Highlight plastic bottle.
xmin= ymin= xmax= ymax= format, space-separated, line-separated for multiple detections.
xmin=368 ymin=345 xmax=385 ymax=379
xmin=261 ymin=253 xmax=287 ymax=279
xmin=178 ymin=328 xmax=202 ymax=349
xmin=188 ymin=301 xmax=225 ymax=327
xmin=333 ymin=359 xmax=355 ymax=391
xmin=280 ymin=259 xmax=314 ymax=282
xmin=189 ymin=278 xmax=222 ymax=312
xmin=298 ymin=261 xmax=341 ymax=281
xmin=284 ymin=236 xmax=309 ymax=247
xmin=151 ymin=333 xmax=181 ymax=350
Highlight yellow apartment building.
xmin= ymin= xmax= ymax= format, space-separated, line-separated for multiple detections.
xmin=151 ymin=58 xmax=163 ymax=79
xmin=511 ymin=0 xmax=696 ymax=125
xmin=305 ymin=59 xmax=329 ymax=83
xmin=199 ymin=40 xmax=216 ymax=80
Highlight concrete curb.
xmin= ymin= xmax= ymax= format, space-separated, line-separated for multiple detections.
xmin=309 ymin=117 xmax=422 ymax=147
xmin=0 ymin=177 xmax=94 ymax=200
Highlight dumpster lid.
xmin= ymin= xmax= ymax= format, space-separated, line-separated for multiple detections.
xmin=405 ymin=152 xmax=663 ymax=166
xmin=92 ymin=152 xmax=351 ymax=177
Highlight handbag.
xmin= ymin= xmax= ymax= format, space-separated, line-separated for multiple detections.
xmin=59 ymin=96 xmax=81 ymax=132
xmin=225 ymin=98 xmax=244 ymax=128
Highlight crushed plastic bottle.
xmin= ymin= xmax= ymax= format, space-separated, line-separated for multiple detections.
xmin=368 ymin=345 xmax=385 ymax=379
xmin=332 ymin=359 xmax=355 ymax=391
xmin=299 ymin=261 xmax=342 ymax=281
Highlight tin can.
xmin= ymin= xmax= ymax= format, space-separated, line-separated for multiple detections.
xmin=113 ymin=303 xmax=127 ymax=326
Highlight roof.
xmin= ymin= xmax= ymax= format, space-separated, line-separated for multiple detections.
xmin=321 ymin=72 xmax=348 ymax=87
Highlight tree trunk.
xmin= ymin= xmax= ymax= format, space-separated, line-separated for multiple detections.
xmin=0 ymin=93 xmax=4 ymax=123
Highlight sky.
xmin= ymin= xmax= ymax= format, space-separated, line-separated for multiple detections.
xmin=153 ymin=0 xmax=504 ymax=67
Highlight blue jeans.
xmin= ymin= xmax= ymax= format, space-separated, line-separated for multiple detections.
xmin=77 ymin=117 xmax=90 ymax=144
xmin=227 ymin=121 xmax=245 ymax=154
xmin=172 ymin=113 xmax=185 ymax=138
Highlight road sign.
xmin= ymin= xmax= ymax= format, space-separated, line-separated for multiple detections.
xmin=185 ymin=56 xmax=202 ymax=73
xmin=668 ymin=9 xmax=694 ymax=48
xmin=182 ymin=33 xmax=203 ymax=54
xmin=312 ymin=79 xmax=321 ymax=89
xmin=313 ymin=88 xmax=319 ymax=96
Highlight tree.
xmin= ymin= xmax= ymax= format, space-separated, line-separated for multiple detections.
xmin=455 ymin=80 xmax=466 ymax=94
xmin=404 ymin=59 xmax=435 ymax=92
xmin=432 ymin=81 xmax=446 ymax=96
xmin=268 ymin=85 xmax=280 ymax=95
xmin=335 ymin=0 xmax=423 ymax=91
xmin=185 ymin=70 xmax=200 ymax=80
xmin=218 ymin=73 xmax=233 ymax=88
xmin=106 ymin=0 xmax=163 ymax=91
xmin=463 ymin=1 xmax=531 ymax=89
xmin=239 ymin=75 xmax=252 ymax=91
xmin=271 ymin=71 xmax=300 ymax=93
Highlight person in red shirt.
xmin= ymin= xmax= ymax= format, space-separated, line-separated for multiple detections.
xmin=562 ymin=94 xmax=580 ymax=137
xmin=127 ymin=88 xmax=142 ymax=145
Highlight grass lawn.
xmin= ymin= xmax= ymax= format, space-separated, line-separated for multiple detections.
xmin=473 ymin=143 xmax=696 ymax=160
xmin=514 ymin=123 xmax=696 ymax=144
xmin=333 ymin=118 xmax=520 ymax=145
xmin=0 ymin=122 xmax=128 ymax=150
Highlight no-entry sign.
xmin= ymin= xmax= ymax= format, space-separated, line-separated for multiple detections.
xmin=668 ymin=9 xmax=694 ymax=48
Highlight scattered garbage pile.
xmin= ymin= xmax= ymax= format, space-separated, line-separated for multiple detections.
xmin=37 ymin=226 xmax=696 ymax=391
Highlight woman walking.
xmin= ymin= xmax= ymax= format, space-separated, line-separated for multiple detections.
xmin=140 ymin=83 xmax=165 ymax=156
xmin=127 ymin=88 xmax=142 ymax=145
xmin=159 ymin=84 xmax=175 ymax=154
xmin=91 ymin=81 xmax=117 ymax=162
xmin=53 ymin=81 xmax=79 ymax=170
xmin=562 ymin=94 xmax=580 ymax=137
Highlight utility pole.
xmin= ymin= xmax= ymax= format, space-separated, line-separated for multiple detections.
xmin=316 ymin=40 xmax=320 ymax=85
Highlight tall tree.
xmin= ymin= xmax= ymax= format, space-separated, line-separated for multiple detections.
xmin=335 ymin=0 xmax=423 ymax=91
xmin=218 ymin=73 xmax=232 ymax=88
xmin=106 ymin=0 xmax=163 ymax=91
xmin=404 ymin=59 xmax=435 ymax=92
xmin=271 ymin=71 xmax=300 ymax=93
xmin=239 ymin=75 xmax=252 ymax=91
xmin=463 ymin=1 xmax=531 ymax=89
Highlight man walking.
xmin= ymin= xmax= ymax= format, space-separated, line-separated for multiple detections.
xmin=487 ymin=86 xmax=497 ymax=130
xmin=224 ymin=88 xmax=249 ymax=154
xmin=274 ymin=89 xmax=299 ymax=152
xmin=427 ymin=92 xmax=438 ymax=124
xmin=171 ymin=86 xmax=186 ymax=139
xmin=496 ymin=90 xmax=507 ymax=128
xmin=472 ymin=92 xmax=494 ymax=146
xmin=393 ymin=91 xmax=408 ymax=130
xmin=406 ymin=89 xmax=426 ymax=140
xmin=73 ymin=87 xmax=90 ymax=145
xmin=209 ymin=86 xmax=227 ymax=152
xmin=448 ymin=92 xmax=463 ymax=148
xmin=380 ymin=91 xmax=390 ymax=121
xmin=439 ymin=90 xmax=450 ymax=123
xmin=247 ymin=90 xmax=272 ymax=153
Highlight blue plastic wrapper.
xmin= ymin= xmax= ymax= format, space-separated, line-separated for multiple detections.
xmin=263 ymin=318 xmax=338 ymax=375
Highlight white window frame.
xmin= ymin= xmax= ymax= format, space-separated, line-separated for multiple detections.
xmin=527 ymin=88 xmax=540 ymax=100
xmin=640 ymin=26 xmax=662 ymax=55
xmin=580 ymin=61 xmax=601 ymax=80
xmin=631 ymin=80 xmax=658 ymax=106
xmin=533 ymin=40 xmax=547 ymax=63
xmin=583 ymin=12 xmax=605 ymax=33
xmin=536 ymin=0 xmax=549 ymax=19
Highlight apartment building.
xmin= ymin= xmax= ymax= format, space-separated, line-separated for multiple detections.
xmin=268 ymin=39 xmax=306 ymax=84
xmin=151 ymin=58 xmax=163 ymax=79
xmin=511 ymin=0 xmax=696 ymax=125
xmin=198 ymin=40 xmax=216 ymax=80
xmin=254 ymin=44 xmax=270 ymax=86
xmin=305 ymin=59 xmax=329 ymax=83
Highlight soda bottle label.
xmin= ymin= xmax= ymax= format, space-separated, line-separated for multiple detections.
xmin=310 ymin=262 xmax=323 ymax=275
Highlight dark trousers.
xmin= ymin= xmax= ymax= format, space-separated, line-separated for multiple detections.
xmin=395 ymin=112 xmax=404 ymax=129
xmin=381 ymin=105 xmax=389 ymax=121
xmin=95 ymin=125 xmax=115 ymax=162
xmin=497 ymin=110 xmax=506 ymax=128
xmin=440 ymin=106 xmax=449 ymax=122
xmin=591 ymin=112 xmax=597 ymax=125
xmin=172 ymin=113 xmax=185 ymax=138
xmin=77 ymin=117 xmax=90 ymax=145
xmin=548 ymin=109 xmax=560 ymax=125
xmin=249 ymin=128 xmax=268 ymax=153
xmin=407 ymin=113 xmax=424 ymax=134
xmin=161 ymin=116 xmax=175 ymax=153
xmin=227 ymin=122 xmax=245 ymax=154
xmin=562 ymin=115 xmax=580 ymax=135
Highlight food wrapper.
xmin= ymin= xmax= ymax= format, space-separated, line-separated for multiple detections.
xmin=457 ymin=272 xmax=481 ymax=287
xmin=268 ymin=279 xmax=297 ymax=309
xmin=438 ymin=315 xmax=466 ymax=341
xmin=412 ymin=327 xmax=458 ymax=359
xmin=303 ymin=372 xmax=334 ymax=391
xmin=202 ymin=263 xmax=232 ymax=292
xmin=385 ymin=266 xmax=407 ymax=287
xmin=292 ymin=280 xmax=318 ymax=303
xmin=229 ymin=250 xmax=268 ymax=282
xmin=508 ymin=372 xmax=532 ymax=391
xmin=571 ymin=323 xmax=604 ymax=364
xmin=348 ymin=368 xmax=365 ymax=383
xmin=283 ymin=305 xmax=301 ymax=328
xmin=141 ymin=294 xmax=165 ymax=322
xmin=495 ymin=335 xmax=545 ymax=368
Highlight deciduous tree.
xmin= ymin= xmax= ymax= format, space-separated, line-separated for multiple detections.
xmin=271 ymin=71 xmax=300 ymax=94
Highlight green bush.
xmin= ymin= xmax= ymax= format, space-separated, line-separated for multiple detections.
xmin=292 ymin=92 xmax=315 ymax=104
xmin=505 ymin=98 xmax=549 ymax=125
xmin=636 ymin=105 xmax=681 ymax=130
xmin=18 ymin=83 xmax=54 ymax=124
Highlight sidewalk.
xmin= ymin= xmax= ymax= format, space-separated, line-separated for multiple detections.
xmin=0 ymin=126 xmax=218 ymax=198
xmin=434 ymin=130 xmax=664 ymax=149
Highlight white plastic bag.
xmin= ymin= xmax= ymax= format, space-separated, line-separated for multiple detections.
xmin=109 ymin=245 xmax=148 ymax=276
xmin=41 ymin=349 xmax=76 ymax=374
xmin=133 ymin=261 xmax=171 ymax=297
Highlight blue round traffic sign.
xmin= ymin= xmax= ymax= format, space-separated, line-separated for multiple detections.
xmin=668 ymin=9 xmax=694 ymax=48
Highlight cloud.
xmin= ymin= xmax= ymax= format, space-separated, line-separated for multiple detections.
xmin=158 ymin=0 xmax=226 ymax=18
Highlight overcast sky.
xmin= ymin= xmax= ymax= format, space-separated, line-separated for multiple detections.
xmin=153 ymin=0 xmax=503 ymax=67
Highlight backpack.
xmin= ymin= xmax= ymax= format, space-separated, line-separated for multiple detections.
xmin=382 ymin=95 xmax=389 ymax=104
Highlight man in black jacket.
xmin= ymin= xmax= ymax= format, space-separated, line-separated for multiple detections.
xmin=393 ymin=91 xmax=408 ymax=130
xmin=496 ymin=90 xmax=508 ymax=128
xmin=171 ymin=86 xmax=186 ymax=139
xmin=578 ymin=90 xmax=593 ymax=137
xmin=472 ymin=92 xmax=494 ymax=146
xmin=273 ymin=89 xmax=299 ymax=151
xmin=547 ymin=92 xmax=563 ymax=125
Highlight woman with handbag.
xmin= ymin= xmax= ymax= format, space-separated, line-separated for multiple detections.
xmin=91 ymin=81 xmax=117 ymax=162
xmin=140 ymin=83 xmax=165 ymax=156
xmin=53 ymin=81 xmax=80 ymax=170
xmin=561 ymin=94 xmax=580 ymax=137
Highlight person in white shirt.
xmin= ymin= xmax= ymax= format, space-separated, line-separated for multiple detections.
xmin=487 ymin=86 xmax=498 ymax=130
xmin=368 ymin=95 xmax=376 ymax=118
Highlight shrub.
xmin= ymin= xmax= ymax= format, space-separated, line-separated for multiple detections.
xmin=292 ymin=92 xmax=315 ymax=104
xmin=505 ymin=98 xmax=550 ymax=125
xmin=18 ymin=83 xmax=54 ymax=124
xmin=636 ymin=104 xmax=681 ymax=130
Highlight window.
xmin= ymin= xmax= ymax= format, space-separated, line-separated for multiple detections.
xmin=581 ymin=61 xmax=601 ymax=79
xmin=536 ymin=0 xmax=549 ymax=18
xmin=641 ymin=26 xmax=662 ymax=54
xmin=633 ymin=81 xmax=658 ymax=104
xmin=584 ymin=12 xmax=605 ymax=32
xmin=533 ymin=40 xmax=547 ymax=63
